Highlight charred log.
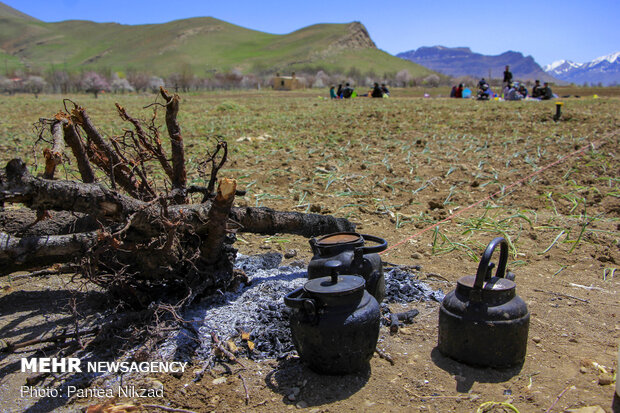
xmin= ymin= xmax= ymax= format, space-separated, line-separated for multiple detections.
xmin=230 ymin=206 xmax=355 ymax=237
xmin=0 ymin=231 xmax=98 ymax=274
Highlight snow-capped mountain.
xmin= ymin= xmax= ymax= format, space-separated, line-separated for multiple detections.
xmin=544 ymin=52 xmax=620 ymax=85
xmin=543 ymin=60 xmax=583 ymax=74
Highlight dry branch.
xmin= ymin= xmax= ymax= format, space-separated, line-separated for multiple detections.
xmin=115 ymin=103 xmax=174 ymax=181
xmin=71 ymin=105 xmax=154 ymax=200
xmin=43 ymin=117 xmax=66 ymax=179
xmin=160 ymin=87 xmax=187 ymax=204
xmin=62 ymin=119 xmax=96 ymax=183
xmin=201 ymin=178 xmax=236 ymax=264
xmin=2 ymin=326 xmax=100 ymax=353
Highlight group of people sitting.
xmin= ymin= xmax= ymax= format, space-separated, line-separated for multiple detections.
xmin=501 ymin=79 xmax=554 ymax=101
xmin=473 ymin=78 xmax=555 ymax=101
xmin=330 ymin=82 xmax=390 ymax=99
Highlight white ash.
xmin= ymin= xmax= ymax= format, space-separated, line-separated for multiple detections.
xmin=159 ymin=254 xmax=444 ymax=364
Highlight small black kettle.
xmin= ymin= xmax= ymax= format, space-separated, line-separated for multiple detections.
xmin=438 ymin=237 xmax=530 ymax=367
xmin=284 ymin=260 xmax=380 ymax=374
xmin=308 ymin=232 xmax=387 ymax=302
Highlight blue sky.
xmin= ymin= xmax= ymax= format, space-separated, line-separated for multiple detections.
xmin=4 ymin=0 xmax=618 ymax=66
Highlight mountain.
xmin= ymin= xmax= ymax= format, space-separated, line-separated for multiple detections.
xmin=0 ymin=2 xmax=432 ymax=77
xmin=397 ymin=46 xmax=557 ymax=82
xmin=544 ymin=52 xmax=620 ymax=86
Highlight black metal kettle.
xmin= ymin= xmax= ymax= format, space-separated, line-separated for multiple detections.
xmin=307 ymin=232 xmax=387 ymax=302
xmin=438 ymin=237 xmax=530 ymax=367
xmin=284 ymin=260 xmax=380 ymax=374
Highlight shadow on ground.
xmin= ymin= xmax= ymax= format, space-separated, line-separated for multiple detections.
xmin=265 ymin=358 xmax=371 ymax=407
xmin=430 ymin=347 xmax=523 ymax=393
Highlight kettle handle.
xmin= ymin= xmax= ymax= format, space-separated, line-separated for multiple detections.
xmin=359 ymin=234 xmax=388 ymax=254
xmin=284 ymin=287 xmax=307 ymax=308
xmin=474 ymin=237 xmax=508 ymax=289
xmin=284 ymin=287 xmax=317 ymax=319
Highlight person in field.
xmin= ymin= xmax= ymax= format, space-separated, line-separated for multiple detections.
xmin=342 ymin=83 xmax=355 ymax=99
xmin=330 ymin=86 xmax=337 ymax=99
xmin=336 ymin=84 xmax=343 ymax=98
xmin=381 ymin=83 xmax=390 ymax=97
xmin=531 ymin=80 xmax=543 ymax=98
xmin=476 ymin=78 xmax=492 ymax=100
xmin=503 ymin=65 xmax=513 ymax=89
xmin=455 ymin=84 xmax=463 ymax=98
xmin=540 ymin=82 xmax=554 ymax=100
xmin=371 ymin=82 xmax=383 ymax=98
xmin=504 ymin=83 xmax=523 ymax=100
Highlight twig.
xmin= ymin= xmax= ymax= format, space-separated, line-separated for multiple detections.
xmin=414 ymin=394 xmax=470 ymax=399
xmin=239 ymin=373 xmax=250 ymax=405
xmin=375 ymin=347 xmax=395 ymax=365
xmin=533 ymin=289 xmax=590 ymax=303
xmin=9 ymin=265 xmax=80 ymax=281
xmin=2 ymin=326 xmax=99 ymax=353
xmin=142 ymin=404 xmax=197 ymax=413
xmin=544 ymin=385 xmax=573 ymax=413
xmin=568 ymin=282 xmax=612 ymax=293
xmin=210 ymin=332 xmax=246 ymax=368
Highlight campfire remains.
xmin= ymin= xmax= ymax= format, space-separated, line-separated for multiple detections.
xmin=0 ymin=89 xmax=354 ymax=309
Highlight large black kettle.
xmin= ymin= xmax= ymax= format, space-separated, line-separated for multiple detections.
xmin=284 ymin=261 xmax=380 ymax=374
xmin=438 ymin=237 xmax=530 ymax=367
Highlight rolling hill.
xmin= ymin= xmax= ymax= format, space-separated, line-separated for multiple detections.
xmin=0 ymin=2 xmax=432 ymax=78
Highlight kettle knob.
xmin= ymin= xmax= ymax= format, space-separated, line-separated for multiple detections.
xmin=324 ymin=260 xmax=342 ymax=284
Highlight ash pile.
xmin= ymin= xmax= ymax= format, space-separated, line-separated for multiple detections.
xmin=160 ymin=253 xmax=444 ymax=365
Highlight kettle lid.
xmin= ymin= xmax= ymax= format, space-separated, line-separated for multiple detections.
xmin=304 ymin=260 xmax=365 ymax=296
xmin=315 ymin=232 xmax=363 ymax=247
xmin=304 ymin=275 xmax=365 ymax=296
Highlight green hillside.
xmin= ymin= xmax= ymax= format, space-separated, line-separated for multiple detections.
xmin=0 ymin=3 xmax=431 ymax=77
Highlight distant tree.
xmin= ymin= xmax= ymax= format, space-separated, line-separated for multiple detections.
xmin=364 ymin=69 xmax=377 ymax=80
xmin=111 ymin=74 xmax=135 ymax=93
xmin=23 ymin=75 xmax=47 ymax=98
xmin=81 ymin=71 xmax=110 ymax=98
xmin=127 ymin=71 xmax=150 ymax=92
xmin=423 ymin=74 xmax=440 ymax=87
xmin=148 ymin=76 xmax=165 ymax=93
xmin=312 ymin=70 xmax=330 ymax=88
xmin=178 ymin=63 xmax=196 ymax=92
xmin=166 ymin=73 xmax=182 ymax=92
xmin=47 ymin=70 xmax=70 ymax=93
xmin=395 ymin=69 xmax=412 ymax=87
xmin=0 ymin=76 xmax=15 ymax=95
xmin=240 ymin=74 xmax=259 ymax=89
xmin=346 ymin=66 xmax=362 ymax=83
